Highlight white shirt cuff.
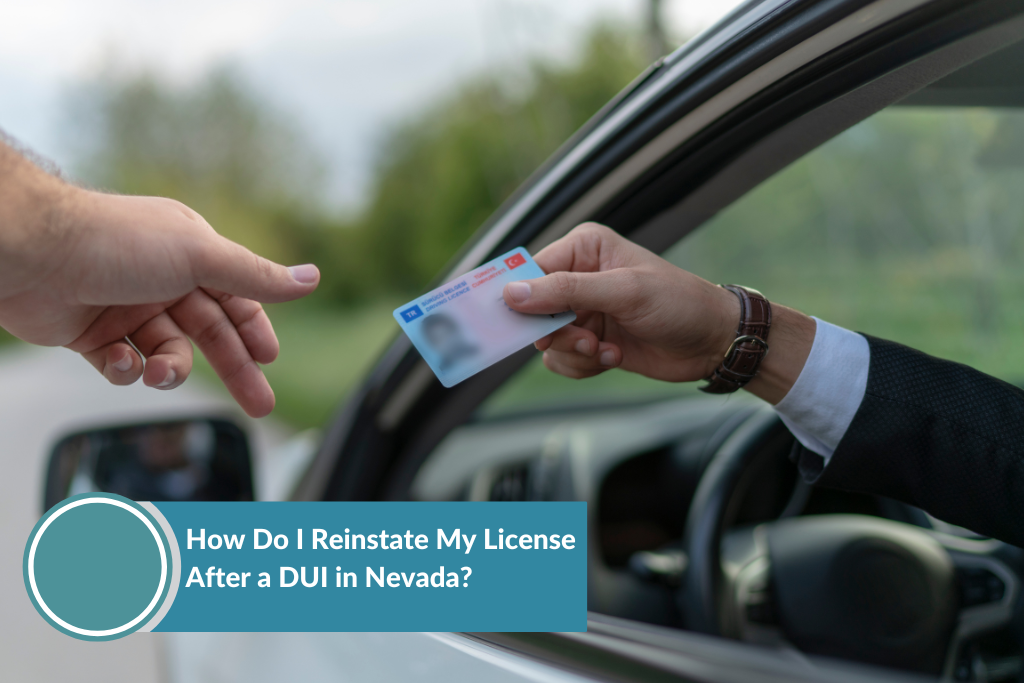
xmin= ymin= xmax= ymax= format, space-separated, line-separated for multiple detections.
xmin=773 ymin=317 xmax=869 ymax=465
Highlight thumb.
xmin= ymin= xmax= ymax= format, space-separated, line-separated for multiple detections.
xmin=195 ymin=236 xmax=320 ymax=303
xmin=503 ymin=269 xmax=635 ymax=316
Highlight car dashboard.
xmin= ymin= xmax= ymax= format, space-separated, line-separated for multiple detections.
xmin=411 ymin=396 xmax=913 ymax=626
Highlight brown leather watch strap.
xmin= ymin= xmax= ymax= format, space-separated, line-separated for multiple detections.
xmin=700 ymin=285 xmax=772 ymax=394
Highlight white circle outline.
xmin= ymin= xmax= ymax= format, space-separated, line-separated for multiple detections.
xmin=27 ymin=497 xmax=168 ymax=637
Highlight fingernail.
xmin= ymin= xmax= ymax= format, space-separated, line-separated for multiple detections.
xmin=288 ymin=264 xmax=319 ymax=284
xmin=575 ymin=339 xmax=591 ymax=355
xmin=507 ymin=281 xmax=531 ymax=303
xmin=157 ymin=369 xmax=177 ymax=389
xmin=600 ymin=350 xmax=615 ymax=366
xmin=112 ymin=353 xmax=133 ymax=372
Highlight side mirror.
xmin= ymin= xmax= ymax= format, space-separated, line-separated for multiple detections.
xmin=43 ymin=418 xmax=254 ymax=511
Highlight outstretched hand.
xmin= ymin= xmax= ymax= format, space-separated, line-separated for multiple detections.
xmin=502 ymin=223 xmax=738 ymax=383
xmin=0 ymin=150 xmax=319 ymax=417
xmin=501 ymin=223 xmax=814 ymax=404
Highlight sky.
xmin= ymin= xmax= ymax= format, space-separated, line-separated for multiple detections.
xmin=0 ymin=0 xmax=743 ymax=210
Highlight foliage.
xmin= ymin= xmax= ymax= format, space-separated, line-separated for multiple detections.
xmin=350 ymin=24 xmax=647 ymax=294
xmin=61 ymin=25 xmax=647 ymax=308
xmin=30 ymin=22 xmax=1024 ymax=426
xmin=671 ymin=108 xmax=1024 ymax=378
xmin=64 ymin=66 xmax=332 ymax=270
xmin=47 ymin=24 xmax=650 ymax=422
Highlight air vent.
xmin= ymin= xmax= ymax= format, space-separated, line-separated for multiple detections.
xmin=489 ymin=464 xmax=531 ymax=501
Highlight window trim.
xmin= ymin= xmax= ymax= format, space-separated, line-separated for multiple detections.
xmin=462 ymin=612 xmax=915 ymax=682
xmin=292 ymin=0 xmax=1024 ymax=507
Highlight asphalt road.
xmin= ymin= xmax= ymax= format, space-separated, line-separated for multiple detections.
xmin=0 ymin=344 xmax=290 ymax=683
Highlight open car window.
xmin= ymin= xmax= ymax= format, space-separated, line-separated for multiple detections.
xmin=668 ymin=104 xmax=1024 ymax=383
xmin=396 ymin=24 xmax=1024 ymax=683
xmin=481 ymin=102 xmax=1024 ymax=419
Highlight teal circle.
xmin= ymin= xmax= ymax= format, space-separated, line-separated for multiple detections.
xmin=23 ymin=493 xmax=173 ymax=641
xmin=35 ymin=503 xmax=159 ymax=630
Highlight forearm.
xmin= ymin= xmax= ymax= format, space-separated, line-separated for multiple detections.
xmin=0 ymin=139 xmax=74 ymax=295
xmin=804 ymin=336 xmax=1024 ymax=546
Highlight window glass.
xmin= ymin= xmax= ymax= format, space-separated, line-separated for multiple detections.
xmin=482 ymin=106 xmax=1024 ymax=417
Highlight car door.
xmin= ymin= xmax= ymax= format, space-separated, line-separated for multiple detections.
xmin=170 ymin=0 xmax=1024 ymax=680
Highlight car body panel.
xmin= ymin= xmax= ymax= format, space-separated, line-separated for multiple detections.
xmin=165 ymin=632 xmax=595 ymax=683
xmin=0 ymin=346 xmax=286 ymax=681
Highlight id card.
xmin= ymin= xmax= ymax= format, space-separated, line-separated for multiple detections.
xmin=394 ymin=248 xmax=576 ymax=387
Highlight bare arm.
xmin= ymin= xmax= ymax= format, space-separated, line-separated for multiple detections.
xmin=0 ymin=138 xmax=320 ymax=417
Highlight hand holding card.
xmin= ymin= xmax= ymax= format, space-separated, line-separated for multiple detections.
xmin=394 ymin=248 xmax=575 ymax=387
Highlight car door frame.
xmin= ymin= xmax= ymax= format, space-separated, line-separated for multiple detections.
xmin=292 ymin=1 xmax=1024 ymax=679
xmin=295 ymin=0 xmax=1024 ymax=507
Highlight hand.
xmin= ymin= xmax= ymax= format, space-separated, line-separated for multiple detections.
xmin=501 ymin=223 xmax=814 ymax=404
xmin=0 ymin=154 xmax=319 ymax=417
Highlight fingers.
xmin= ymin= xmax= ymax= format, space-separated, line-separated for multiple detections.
xmin=66 ymin=288 xmax=281 ymax=415
xmin=168 ymin=289 xmax=275 ymax=418
xmin=509 ymin=222 xmax=657 ymax=316
xmin=543 ymin=353 xmax=603 ymax=380
xmin=70 ymin=304 xmax=168 ymax=386
xmin=540 ymin=324 xmax=600 ymax=357
xmin=68 ymin=302 xmax=192 ymax=390
xmin=202 ymin=288 xmax=279 ymax=364
xmin=193 ymin=235 xmax=320 ymax=305
xmin=537 ymin=323 xmax=622 ymax=379
xmin=542 ymin=340 xmax=622 ymax=379
xmin=79 ymin=340 xmax=145 ymax=386
xmin=531 ymin=222 xmax=644 ymax=275
xmin=504 ymin=268 xmax=640 ymax=317
xmin=531 ymin=222 xmax=618 ymax=275
xmin=128 ymin=311 xmax=194 ymax=390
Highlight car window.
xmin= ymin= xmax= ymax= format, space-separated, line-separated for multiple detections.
xmin=482 ymin=104 xmax=1024 ymax=417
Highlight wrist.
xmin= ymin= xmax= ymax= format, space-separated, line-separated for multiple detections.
xmin=696 ymin=283 xmax=814 ymax=402
xmin=0 ymin=145 xmax=76 ymax=293
xmin=743 ymin=305 xmax=815 ymax=405
xmin=701 ymin=283 xmax=742 ymax=378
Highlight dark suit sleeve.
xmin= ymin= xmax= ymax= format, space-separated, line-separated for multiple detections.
xmin=793 ymin=335 xmax=1024 ymax=548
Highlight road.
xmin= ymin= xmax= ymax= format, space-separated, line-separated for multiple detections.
xmin=0 ymin=344 xmax=291 ymax=683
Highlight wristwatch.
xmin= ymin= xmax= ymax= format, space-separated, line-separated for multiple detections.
xmin=700 ymin=285 xmax=772 ymax=394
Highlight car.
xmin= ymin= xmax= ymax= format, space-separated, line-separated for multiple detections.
xmin=40 ymin=0 xmax=1024 ymax=680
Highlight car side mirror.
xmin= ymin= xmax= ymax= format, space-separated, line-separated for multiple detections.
xmin=43 ymin=418 xmax=255 ymax=511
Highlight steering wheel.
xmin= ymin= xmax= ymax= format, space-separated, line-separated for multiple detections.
xmin=680 ymin=407 xmax=1021 ymax=677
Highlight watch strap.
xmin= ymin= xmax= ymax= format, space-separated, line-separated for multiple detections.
xmin=700 ymin=285 xmax=772 ymax=394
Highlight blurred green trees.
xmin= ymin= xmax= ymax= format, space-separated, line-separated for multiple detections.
xmin=65 ymin=67 xmax=327 ymax=270
xmin=24 ymin=20 xmax=1024 ymax=423
xmin=357 ymin=26 xmax=646 ymax=293
xmin=662 ymin=106 xmax=1024 ymax=383
xmin=48 ymin=24 xmax=648 ymax=426
xmin=64 ymin=25 xmax=647 ymax=306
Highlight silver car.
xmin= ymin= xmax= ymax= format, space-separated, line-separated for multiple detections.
xmin=28 ymin=0 xmax=1024 ymax=680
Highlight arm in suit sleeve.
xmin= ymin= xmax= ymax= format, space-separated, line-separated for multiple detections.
xmin=792 ymin=335 xmax=1024 ymax=548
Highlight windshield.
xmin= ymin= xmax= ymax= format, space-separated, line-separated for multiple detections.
xmin=481 ymin=104 xmax=1024 ymax=417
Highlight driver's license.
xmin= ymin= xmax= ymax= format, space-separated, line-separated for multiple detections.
xmin=394 ymin=248 xmax=576 ymax=387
